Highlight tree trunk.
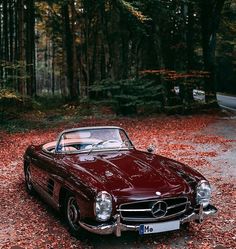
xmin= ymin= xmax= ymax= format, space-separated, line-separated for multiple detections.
xmin=186 ymin=2 xmax=195 ymax=70
xmin=3 ymin=1 xmax=9 ymax=61
xmin=14 ymin=0 xmax=19 ymax=91
xmin=9 ymin=0 xmax=14 ymax=63
xmin=0 ymin=1 xmax=3 ymax=88
xmin=121 ymin=29 xmax=129 ymax=79
xmin=3 ymin=0 xmax=9 ymax=85
xmin=153 ymin=24 xmax=164 ymax=69
xmin=200 ymin=0 xmax=226 ymax=104
xmin=61 ymin=1 xmax=78 ymax=100
xmin=52 ymin=38 xmax=55 ymax=95
xmin=99 ymin=0 xmax=109 ymax=79
xmin=17 ymin=0 xmax=25 ymax=95
xmin=90 ymin=27 xmax=98 ymax=84
xmin=70 ymin=0 xmax=79 ymax=98
xmin=26 ymin=0 xmax=36 ymax=97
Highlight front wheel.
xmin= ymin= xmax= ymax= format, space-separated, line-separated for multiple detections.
xmin=65 ymin=195 xmax=82 ymax=236
xmin=24 ymin=163 xmax=35 ymax=195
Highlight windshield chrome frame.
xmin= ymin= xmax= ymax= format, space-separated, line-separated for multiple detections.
xmin=54 ymin=126 xmax=134 ymax=154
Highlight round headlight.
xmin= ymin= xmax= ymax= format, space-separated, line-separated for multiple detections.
xmin=95 ymin=191 xmax=112 ymax=221
xmin=196 ymin=181 xmax=211 ymax=208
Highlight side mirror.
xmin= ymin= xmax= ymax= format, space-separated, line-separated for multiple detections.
xmin=147 ymin=145 xmax=155 ymax=153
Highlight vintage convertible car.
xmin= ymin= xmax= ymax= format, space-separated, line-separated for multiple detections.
xmin=23 ymin=126 xmax=217 ymax=237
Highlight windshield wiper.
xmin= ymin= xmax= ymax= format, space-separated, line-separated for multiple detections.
xmin=88 ymin=140 xmax=105 ymax=155
xmin=88 ymin=139 xmax=131 ymax=154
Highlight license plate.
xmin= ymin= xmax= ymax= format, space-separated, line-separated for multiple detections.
xmin=139 ymin=220 xmax=180 ymax=235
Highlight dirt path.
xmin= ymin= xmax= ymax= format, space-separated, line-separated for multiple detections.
xmin=0 ymin=114 xmax=235 ymax=249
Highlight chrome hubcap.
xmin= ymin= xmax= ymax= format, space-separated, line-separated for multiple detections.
xmin=67 ymin=196 xmax=79 ymax=230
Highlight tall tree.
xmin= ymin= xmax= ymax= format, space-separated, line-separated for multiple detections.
xmin=61 ymin=0 xmax=78 ymax=100
xmin=200 ymin=0 xmax=226 ymax=104
xmin=3 ymin=0 xmax=9 ymax=62
xmin=0 ymin=1 xmax=3 ymax=88
xmin=26 ymin=0 xmax=36 ymax=97
xmin=186 ymin=1 xmax=195 ymax=70
xmin=17 ymin=0 xmax=25 ymax=95
xmin=9 ymin=0 xmax=14 ymax=63
xmin=70 ymin=0 xmax=79 ymax=98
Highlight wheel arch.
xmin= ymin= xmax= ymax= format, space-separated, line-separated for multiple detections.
xmin=59 ymin=186 xmax=72 ymax=212
xmin=58 ymin=184 xmax=95 ymax=219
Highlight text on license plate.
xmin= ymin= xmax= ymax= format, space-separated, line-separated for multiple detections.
xmin=139 ymin=220 xmax=180 ymax=235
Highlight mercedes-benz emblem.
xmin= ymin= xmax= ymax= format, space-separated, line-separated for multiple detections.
xmin=151 ymin=201 xmax=167 ymax=218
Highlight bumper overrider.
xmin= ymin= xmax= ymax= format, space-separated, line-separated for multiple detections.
xmin=79 ymin=204 xmax=217 ymax=237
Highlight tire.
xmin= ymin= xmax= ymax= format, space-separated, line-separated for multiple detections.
xmin=182 ymin=222 xmax=190 ymax=230
xmin=24 ymin=163 xmax=35 ymax=195
xmin=64 ymin=194 xmax=82 ymax=237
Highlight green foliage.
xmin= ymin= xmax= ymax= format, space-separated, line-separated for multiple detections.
xmin=0 ymin=60 xmax=29 ymax=90
xmin=0 ymin=89 xmax=24 ymax=113
xmin=140 ymin=69 xmax=211 ymax=113
xmin=0 ymin=0 xmax=232 ymax=117
xmin=90 ymin=78 xmax=163 ymax=115
xmin=35 ymin=95 xmax=67 ymax=110
xmin=0 ymin=89 xmax=35 ymax=121
xmin=0 ymin=89 xmax=35 ymax=126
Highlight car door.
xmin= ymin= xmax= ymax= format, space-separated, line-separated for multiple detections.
xmin=30 ymin=151 xmax=68 ymax=209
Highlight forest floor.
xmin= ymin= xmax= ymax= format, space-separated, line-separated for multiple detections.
xmin=0 ymin=111 xmax=236 ymax=249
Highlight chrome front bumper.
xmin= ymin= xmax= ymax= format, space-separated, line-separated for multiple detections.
xmin=79 ymin=204 xmax=217 ymax=237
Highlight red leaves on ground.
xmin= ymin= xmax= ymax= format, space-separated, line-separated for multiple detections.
xmin=0 ymin=114 xmax=235 ymax=248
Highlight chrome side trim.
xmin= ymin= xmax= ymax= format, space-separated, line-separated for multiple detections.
xmin=79 ymin=204 xmax=217 ymax=237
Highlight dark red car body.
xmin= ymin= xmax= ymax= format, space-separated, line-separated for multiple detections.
xmin=23 ymin=126 xmax=217 ymax=237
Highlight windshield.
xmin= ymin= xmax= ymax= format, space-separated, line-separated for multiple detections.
xmin=55 ymin=127 xmax=133 ymax=153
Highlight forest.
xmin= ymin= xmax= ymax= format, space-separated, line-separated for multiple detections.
xmin=0 ymin=0 xmax=235 ymax=116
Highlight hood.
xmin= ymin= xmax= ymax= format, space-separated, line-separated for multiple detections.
xmin=64 ymin=150 xmax=202 ymax=201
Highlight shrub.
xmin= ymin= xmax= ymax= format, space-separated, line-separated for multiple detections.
xmin=90 ymin=78 xmax=164 ymax=115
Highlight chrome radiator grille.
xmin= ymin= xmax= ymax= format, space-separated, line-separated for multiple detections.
xmin=118 ymin=197 xmax=190 ymax=222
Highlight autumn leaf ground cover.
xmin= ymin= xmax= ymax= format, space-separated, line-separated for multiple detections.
xmin=0 ymin=113 xmax=236 ymax=249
